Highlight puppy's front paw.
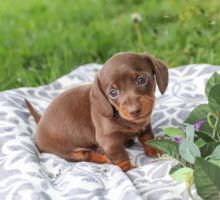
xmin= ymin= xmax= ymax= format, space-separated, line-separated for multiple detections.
xmin=89 ymin=152 xmax=111 ymax=164
xmin=113 ymin=160 xmax=136 ymax=172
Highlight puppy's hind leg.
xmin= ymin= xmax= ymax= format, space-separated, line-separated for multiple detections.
xmin=57 ymin=149 xmax=110 ymax=164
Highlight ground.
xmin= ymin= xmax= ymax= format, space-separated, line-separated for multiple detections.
xmin=0 ymin=0 xmax=220 ymax=91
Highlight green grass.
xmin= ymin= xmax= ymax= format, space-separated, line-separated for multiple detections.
xmin=1 ymin=0 xmax=220 ymax=91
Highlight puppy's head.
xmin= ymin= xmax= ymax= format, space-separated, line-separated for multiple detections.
xmin=91 ymin=52 xmax=168 ymax=123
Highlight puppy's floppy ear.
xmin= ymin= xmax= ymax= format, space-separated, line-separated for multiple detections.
xmin=143 ymin=53 xmax=168 ymax=94
xmin=90 ymin=74 xmax=113 ymax=118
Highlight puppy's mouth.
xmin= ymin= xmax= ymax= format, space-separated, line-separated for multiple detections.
xmin=118 ymin=97 xmax=155 ymax=123
xmin=117 ymin=107 xmax=152 ymax=123
xmin=125 ymin=111 xmax=151 ymax=122
xmin=133 ymin=111 xmax=150 ymax=120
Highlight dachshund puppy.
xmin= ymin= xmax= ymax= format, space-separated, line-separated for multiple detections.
xmin=25 ymin=52 xmax=168 ymax=172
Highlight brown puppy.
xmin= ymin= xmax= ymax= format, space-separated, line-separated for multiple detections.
xmin=25 ymin=52 xmax=168 ymax=172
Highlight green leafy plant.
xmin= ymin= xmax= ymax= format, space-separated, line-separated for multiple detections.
xmin=147 ymin=72 xmax=220 ymax=200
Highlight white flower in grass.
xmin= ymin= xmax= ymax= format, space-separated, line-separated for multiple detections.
xmin=131 ymin=13 xmax=142 ymax=23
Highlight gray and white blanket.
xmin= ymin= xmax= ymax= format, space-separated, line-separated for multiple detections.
xmin=0 ymin=64 xmax=219 ymax=200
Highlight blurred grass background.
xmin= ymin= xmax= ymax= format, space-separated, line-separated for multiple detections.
xmin=0 ymin=0 xmax=220 ymax=91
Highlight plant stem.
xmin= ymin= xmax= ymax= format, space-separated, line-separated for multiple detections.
xmin=216 ymin=119 xmax=220 ymax=140
xmin=216 ymin=112 xmax=220 ymax=140
xmin=179 ymin=159 xmax=187 ymax=168
xmin=133 ymin=23 xmax=145 ymax=51
xmin=188 ymin=187 xmax=196 ymax=200
xmin=187 ymin=177 xmax=196 ymax=200
xmin=207 ymin=112 xmax=219 ymax=139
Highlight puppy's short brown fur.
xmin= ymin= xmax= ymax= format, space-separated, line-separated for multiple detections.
xmin=25 ymin=52 xmax=168 ymax=172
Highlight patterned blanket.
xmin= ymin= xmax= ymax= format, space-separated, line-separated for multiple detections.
xmin=1 ymin=64 xmax=219 ymax=200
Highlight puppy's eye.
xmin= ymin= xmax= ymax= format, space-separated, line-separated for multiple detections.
xmin=109 ymin=89 xmax=119 ymax=98
xmin=137 ymin=76 xmax=147 ymax=85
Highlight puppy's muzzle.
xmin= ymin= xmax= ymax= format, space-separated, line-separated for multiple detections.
xmin=119 ymin=96 xmax=155 ymax=121
xmin=127 ymin=104 xmax=141 ymax=117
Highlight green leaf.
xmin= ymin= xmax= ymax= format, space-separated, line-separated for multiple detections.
xmin=208 ymin=84 xmax=220 ymax=112
xmin=146 ymin=139 xmax=179 ymax=160
xmin=184 ymin=104 xmax=213 ymax=134
xmin=164 ymin=127 xmax=185 ymax=137
xmin=185 ymin=124 xmax=194 ymax=142
xmin=185 ymin=104 xmax=211 ymax=124
xmin=195 ymin=131 xmax=215 ymax=143
xmin=200 ymin=142 xmax=220 ymax=157
xmin=169 ymin=163 xmax=182 ymax=175
xmin=201 ymin=122 xmax=215 ymax=137
xmin=194 ymin=157 xmax=220 ymax=200
xmin=179 ymin=139 xmax=201 ymax=164
xmin=205 ymin=72 xmax=220 ymax=97
xmin=209 ymin=159 xmax=220 ymax=167
xmin=206 ymin=145 xmax=220 ymax=160
xmin=171 ymin=167 xmax=193 ymax=183
xmin=195 ymin=137 xmax=206 ymax=148
xmin=200 ymin=121 xmax=214 ymax=136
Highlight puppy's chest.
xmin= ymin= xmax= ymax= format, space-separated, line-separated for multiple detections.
xmin=116 ymin=119 xmax=150 ymax=137
xmin=122 ymin=125 xmax=148 ymax=138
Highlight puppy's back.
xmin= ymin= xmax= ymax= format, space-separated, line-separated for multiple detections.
xmin=36 ymin=84 xmax=97 ymax=154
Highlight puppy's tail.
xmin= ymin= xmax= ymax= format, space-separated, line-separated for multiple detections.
xmin=24 ymin=99 xmax=41 ymax=124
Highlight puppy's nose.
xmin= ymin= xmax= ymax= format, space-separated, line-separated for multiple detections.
xmin=128 ymin=105 xmax=141 ymax=116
